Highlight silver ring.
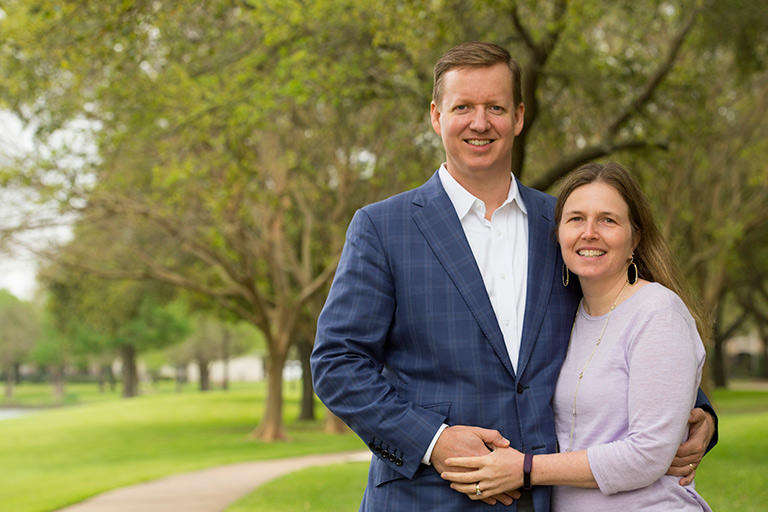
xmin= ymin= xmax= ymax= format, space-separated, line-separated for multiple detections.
xmin=475 ymin=482 xmax=482 ymax=496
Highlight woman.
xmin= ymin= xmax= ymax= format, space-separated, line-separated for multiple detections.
xmin=442 ymin=162 xmax=712 ymax=510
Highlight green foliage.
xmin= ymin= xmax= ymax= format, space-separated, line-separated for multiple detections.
xmin=44 ymin=267 xmax=189 ymax=355
xmin=0 ymin=290 xmax=39 ymax=374
xmin=3 ymin=0 xmax=768 ymax=434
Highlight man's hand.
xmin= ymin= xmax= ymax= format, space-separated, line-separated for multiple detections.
xmin=666 ymin=409 xmax=715 ymax=485
xmin=431 ymin=425 xmax=519 ymax=506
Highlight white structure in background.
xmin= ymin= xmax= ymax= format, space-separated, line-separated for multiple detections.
xmin=726 ymin=333 xmax=764 ymax=376
xmin=155 ymin=356 xmax=301 ymax=383
xmin=186 ymin=356 xmax=267 ymax=382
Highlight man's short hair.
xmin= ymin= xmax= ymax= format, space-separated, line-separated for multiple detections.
xmin=432 ymin=41 xmax=523 ymax=109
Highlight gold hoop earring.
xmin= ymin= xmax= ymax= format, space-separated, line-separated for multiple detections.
xmin=628 ymin=256 xmax=639 ymax=285
xmin=562 ymin=263 xmax=570 ymax=287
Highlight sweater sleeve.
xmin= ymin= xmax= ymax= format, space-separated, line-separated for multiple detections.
xmin=587 ymin=305 xmax=703 ymax=495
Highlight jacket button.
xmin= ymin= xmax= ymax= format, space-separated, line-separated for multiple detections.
xmin=517 ymin=383 xmax=524 ymax=394
xmin=389 ymin=454 xmax=396 ymax=462
xmin=374 ymin=446 xmax=382 ymax=453
xmin=381 ymin=449 xmax=389 ymax=458
xmin=396 ymin=458 xmax=403 ymax=466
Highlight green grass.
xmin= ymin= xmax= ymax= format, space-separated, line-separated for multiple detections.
xmin=227 ymin=461 xmax=370 ymax=512
xmin=0 ymin=381 xmax=364 ymax=512
xmin=2 ymin=381 xmax=766 ymax=512
xmin=231 ymin=386 xmax=768 ymax=512
xmin=0 ymin=380 xmax=125 ymax=408
xmin=693 ymin=387 xmax=768 ymax=511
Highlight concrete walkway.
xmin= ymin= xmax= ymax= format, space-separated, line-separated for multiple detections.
xmin=55 ymin=450 xmax=371 ymax=512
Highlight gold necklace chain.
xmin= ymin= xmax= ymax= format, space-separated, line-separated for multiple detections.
xmin=566 ymin=280 xmax=630 ymax=452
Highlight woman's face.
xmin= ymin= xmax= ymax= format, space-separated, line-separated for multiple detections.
xmin=558 ymin=182 xmax=638 ymax=287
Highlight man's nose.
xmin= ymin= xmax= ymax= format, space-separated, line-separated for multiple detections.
xmin=469 ymin=108 xmax=490 ymax=131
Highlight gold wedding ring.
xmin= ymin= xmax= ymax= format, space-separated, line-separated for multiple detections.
xmin=475 ymin=482 xmax=482 ymax=496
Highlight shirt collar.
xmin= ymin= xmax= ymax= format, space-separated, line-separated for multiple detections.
xmin=438 ymin=164 xmax=527 ymax=220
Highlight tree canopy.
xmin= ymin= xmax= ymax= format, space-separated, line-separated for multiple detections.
xmin=1 ymin=0 xmax=766 ymax=439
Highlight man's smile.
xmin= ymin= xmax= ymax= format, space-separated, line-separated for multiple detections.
xmin=466 ymin=139 xmax=493 ymax=146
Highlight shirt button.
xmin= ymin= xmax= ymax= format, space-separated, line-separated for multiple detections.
xmin=501 ymin=273 xmax=506 ymax=280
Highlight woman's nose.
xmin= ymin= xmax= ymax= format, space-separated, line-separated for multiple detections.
xmin=582 ymin=220 xmax=599 ymax=239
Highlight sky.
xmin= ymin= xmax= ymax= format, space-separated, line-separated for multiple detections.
xmin=0 ymin=110 xmax=92 ymax=302
xmin=0 ymin=256 xmax=37 ymax=300
xmin=0 ymin=111 xmax=40 ymax=301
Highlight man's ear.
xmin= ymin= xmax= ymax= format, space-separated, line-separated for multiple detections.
xmin=513 ymin=102 xmax=525 ymax=136
xmin=430 ymin=101 xmax=442 ymax=136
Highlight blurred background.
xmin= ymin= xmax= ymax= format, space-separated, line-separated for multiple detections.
xmin=0 ymin=0 xmax=766 ymax=453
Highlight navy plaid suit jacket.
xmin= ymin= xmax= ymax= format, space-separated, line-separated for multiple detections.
xmin=312 ymin=171 xmax=582 ymax=511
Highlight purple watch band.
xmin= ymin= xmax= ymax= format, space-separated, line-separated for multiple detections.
xmin=523 ymin=453 xmax=533 ymax=490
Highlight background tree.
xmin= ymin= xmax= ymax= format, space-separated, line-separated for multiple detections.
xmin=29 ymin=310 xmax=74 ymax=403
xmin=1 ymin=0 xmax=767 ymax=438
xmin=44 ymin=266 xmax=190 ymax=397
xmin=0 ymin=290 xmax=40 ymax=400
xmin=165 ymin=313 xmax=259 ymax=392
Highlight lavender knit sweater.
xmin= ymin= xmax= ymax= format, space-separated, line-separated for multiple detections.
xmin=552 ymin=283 xmax=712 ymax=511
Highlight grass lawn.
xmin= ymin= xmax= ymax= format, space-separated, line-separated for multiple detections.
xmin=0 ymin=381 xmax=364 ymax=512
xmin=1 ymin=381 xmax=766 ymax=512
xmin=693 ymin=387 xmax=768 ymax=511
xmin=230 ymin=385 xmax=768 ymax=512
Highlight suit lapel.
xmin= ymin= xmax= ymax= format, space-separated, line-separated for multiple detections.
xmin=411 ymin=173 xmax=515 ymax=376
xmin=516 ymin=182 xmax=558 ymax=375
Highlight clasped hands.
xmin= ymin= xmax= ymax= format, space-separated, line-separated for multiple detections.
xmin=434 ymin=410 xmax=713 ymax=505
xmin=431 ymin=425 xmax=520 ymax=506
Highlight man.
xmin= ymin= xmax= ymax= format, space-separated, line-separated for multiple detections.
xmin=311 ymin=42 xmax=716 ymax=511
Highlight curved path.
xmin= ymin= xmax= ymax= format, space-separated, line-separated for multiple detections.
xmin=54 ymin=450 xmax=371 ymax=512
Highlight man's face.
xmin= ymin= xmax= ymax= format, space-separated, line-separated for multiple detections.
xmin=430 ymin=63 xmax=524 ymax=183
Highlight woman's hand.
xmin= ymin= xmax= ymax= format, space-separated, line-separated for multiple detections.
xmin=440 ymin=446 xmax=525 ymax=501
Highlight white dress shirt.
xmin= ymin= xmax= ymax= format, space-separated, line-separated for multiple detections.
xmin=438 ymin=165 xmax=529 ymax=369
xmin=422 ymin=165 xmax=529 ymax=464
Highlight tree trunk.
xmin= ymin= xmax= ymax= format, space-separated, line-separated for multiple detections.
xmin=712 ymin=334 xmax=728 ymax=388
xmin=759 ymin=324 xmax=768 ymax=379
xmin=121 ymin=345 xmax=139 ymax=397
xmin=97 ymin=366 xmax=105 ymax=393
xmin=324 ymin=408 xmax=349 ymax=434
xmin=175 ymin=363 xmax=186 ymax=393
xmin=297 ymin=339 xmax=315 ymax=421
xmin=50 ymin=365 xmax=66 ymax=404
xmin=4 ymin=365 xmax=14 ymax=401
xmin=252 ymin=349 xmax=288 ymax=441
xmin=221 ymin=329 xmax=230 ymax=391
xmin=198 ymin=360 xmax=211 ymax=392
